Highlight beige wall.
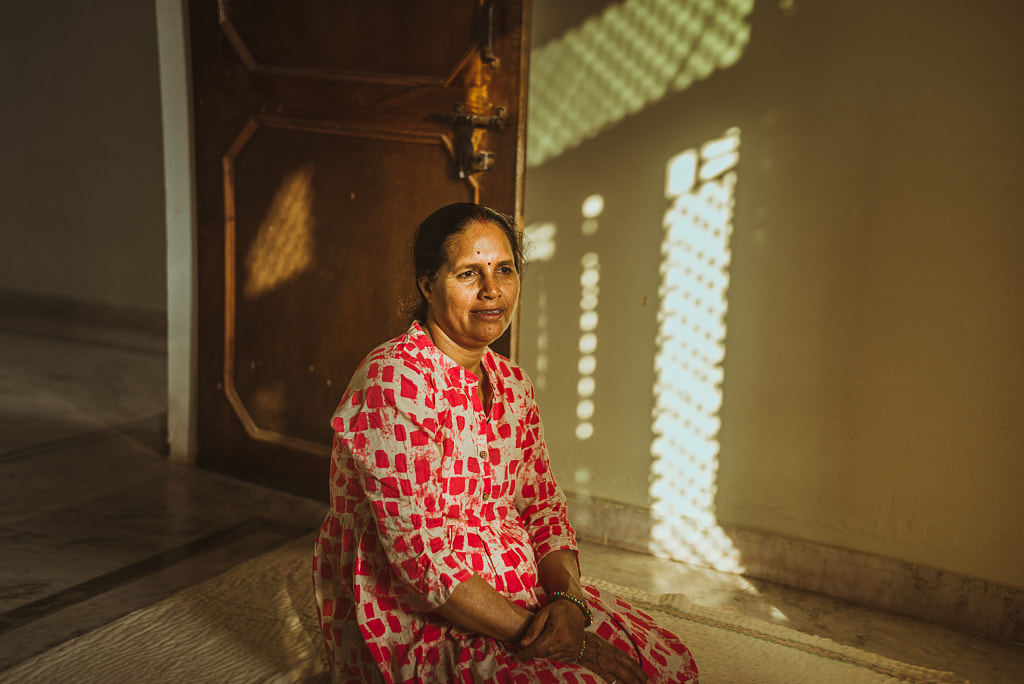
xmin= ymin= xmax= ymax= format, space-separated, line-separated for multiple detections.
xmin=0 ymin=1 xmax=166 ymax=314
xmin=521 ymin=1 xmax=1024 ymax=589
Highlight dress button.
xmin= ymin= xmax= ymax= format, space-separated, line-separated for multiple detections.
xmin=483 ymin=492 xmax=489 ymax=501
xmin=479 ymin=451 xmax=486 ymax=458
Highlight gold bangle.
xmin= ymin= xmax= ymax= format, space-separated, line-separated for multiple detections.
xmin=575 ymin=632 xmax=588 ymax=664
xmin=549 ymin=591 xmax=593 ymax=628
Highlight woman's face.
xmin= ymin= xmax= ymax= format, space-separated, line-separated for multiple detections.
xmin=420 ymin=220 xmax=520 ymax=353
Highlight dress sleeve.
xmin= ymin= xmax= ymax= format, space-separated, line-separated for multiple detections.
xmin=334 ymin=360 xmax=474 ymax=609
xmin=514 ymin=385 xmax=578 ymax=561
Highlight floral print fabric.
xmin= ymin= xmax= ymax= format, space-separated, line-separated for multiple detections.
xmin=313 ymin=323 xmax=698 ymax=683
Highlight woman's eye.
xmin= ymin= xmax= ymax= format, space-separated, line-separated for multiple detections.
xmin=458 ymin=270 xmax=476 ymax=278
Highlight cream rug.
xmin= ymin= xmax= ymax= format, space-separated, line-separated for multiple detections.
xmin=0 ymin=535 xmax=966 ymax=683
xmin=588 ymin=579 xmax=966 ymax=684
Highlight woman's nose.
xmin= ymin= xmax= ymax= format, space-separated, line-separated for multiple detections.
xmin=480 ymin=274 xmax=499 ymax=298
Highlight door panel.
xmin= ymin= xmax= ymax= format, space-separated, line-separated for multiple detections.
xmin=191 ymin=0 xmax=531 ymax=499
xmin=222 ymin=1 xmax=478 ymax=81
xmin=226 ymin=123 xmax=474 ymax=453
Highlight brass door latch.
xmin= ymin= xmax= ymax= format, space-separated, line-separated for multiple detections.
xmin=428 ymin=104 xmax=507 ymax=178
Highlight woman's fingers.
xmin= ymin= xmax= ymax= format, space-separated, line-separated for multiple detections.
xmin=515 ymin=603 xmax=586 ymax=662
xmin=515 ymin=610 xmax=554 ymax=661
xmin=516 ymin=621 xmax=578 ymax=662
xmin=613 ymin=650 xmax=649 ymax=684
xmin=606 ymin=652 xmax=649 ymax=684
xmin=516 ymin=606 xmax=648 ymax=684
xmin=518 ymin=609 xmax=549 ymax=647
xmin=580 ymin=633 xmax=650 ymax=684
xmin=611 ymin=643 xmax=649 ymax=683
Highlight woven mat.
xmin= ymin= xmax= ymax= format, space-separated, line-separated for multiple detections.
xmin=0 ymin=535 xmax=966 ymax=683
xmin=588 ymin=579 xmax=966 ymax=684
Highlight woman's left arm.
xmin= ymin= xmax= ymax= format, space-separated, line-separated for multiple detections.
xmin=537 ymin=548 xmax=583 ymax=596
xmin=515 ymin=548 xmax=589 ymax=661
xmin=512 ymin=381 xmax=589 ymax=662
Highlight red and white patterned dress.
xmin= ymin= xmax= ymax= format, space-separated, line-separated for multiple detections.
xmin=313 ymin=323 xmax=698 ymax=683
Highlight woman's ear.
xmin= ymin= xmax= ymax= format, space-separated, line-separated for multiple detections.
xmin=417 ymin=276 xmax=432 ymax=303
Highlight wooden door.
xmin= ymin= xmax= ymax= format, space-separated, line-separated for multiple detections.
xmin=190 ymin=0 xmax=531 ymax=500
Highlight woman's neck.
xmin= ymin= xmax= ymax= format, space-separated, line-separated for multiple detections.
xmin=420 ymin=318 xmax=492 ymax=413
xmin=421 ymin=317 xmax=485 ymax=378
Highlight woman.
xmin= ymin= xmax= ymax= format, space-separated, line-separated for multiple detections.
xmin=314 ymin=203 xmax=698 ymax=683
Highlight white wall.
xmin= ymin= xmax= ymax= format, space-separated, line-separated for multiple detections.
xmin=0 ymin=1 xmax=166 ymax=314
xmin=155 ymin=0 xmax=196 ymax=462
xmin=521 ymin=0 xmax=1024 ymax=589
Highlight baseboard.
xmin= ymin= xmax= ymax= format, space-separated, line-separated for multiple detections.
xmin=0 ymin=288 xmax=166 ymax=335
xmin=565 ymin=490 xmax=1024 ymax=644
xmin=0 ymin=289 xmax=166 ymax=352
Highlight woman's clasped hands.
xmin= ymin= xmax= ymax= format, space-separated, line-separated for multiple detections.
xmin=514 ymin=599 xmax=649 ymax=683
xmin=515 ymin=597 xmax=585 ymax=663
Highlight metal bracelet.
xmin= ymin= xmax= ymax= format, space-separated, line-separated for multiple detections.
xmin=575 ymin=632 xmax=588 ymax=664
xmin=549 ymin=590 xmax=594 ymax=628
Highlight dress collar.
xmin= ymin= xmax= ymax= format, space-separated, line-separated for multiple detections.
xmin=407 ymin=321 xmax=493 ymax=388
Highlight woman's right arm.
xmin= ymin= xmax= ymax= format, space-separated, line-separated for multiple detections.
xmin=436 ymin=575 xmax=534 ymax=642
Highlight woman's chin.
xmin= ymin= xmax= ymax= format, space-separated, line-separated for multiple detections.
xmin=476 ymin=327 xmax=509 ymax=347
xmin=467 ymin=319 xmax=511 ymax=346
xmin=431 ymin=315 xmax=513 ymax=351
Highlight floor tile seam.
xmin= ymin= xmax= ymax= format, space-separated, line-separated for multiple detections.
xmin=0 ymin=528 xmax=303 ymax=674
xmin=0 ymin=326 xmax=167 ymax=357
xmin=0 ymin=520 xmax=266 ymax=622
xmin=943 ymin=633 xmax=1015 ymax=673
xmin=0 ymin=487 xmax=160 ymax=528
xmin=938 ymin=638 xmax=976 ymax=679
xmin=0 ymin=517 xmax=307 ymax=636
xmin=0 ymin=414 xmax=166 ymax=464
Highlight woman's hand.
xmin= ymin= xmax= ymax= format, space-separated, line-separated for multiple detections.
xmin=513 ymin=599 xmax=586 ymax=663
xmin=579 ymin=633 xmax=649 ymax=684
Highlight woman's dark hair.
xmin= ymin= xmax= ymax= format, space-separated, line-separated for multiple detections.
xmin=408 ymin=203 xmax=523 ymax=322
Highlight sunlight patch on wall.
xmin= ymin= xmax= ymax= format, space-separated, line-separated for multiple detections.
xmin=528 ymin=0 xmax=754 ymax=167
xmin=524 ymin=221 xmax=558 ymax=391
xmin=577 ymin=251 xmax=600 ymax=440
xmin=525 ymin=221 xmax=558 ymax=263
xmin=244 ymin=163 xmax=316 ymax=299
xmin=533 ymin=286 xmax=550 ymax=392
xmin=649 ymin=128 xmax=742 ymax=572
xmin=576 ymin=196 xmax=603 ymax=442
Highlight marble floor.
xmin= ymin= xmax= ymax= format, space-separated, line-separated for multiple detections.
xmin=0 ymin=309 xmax=1021 ymax=682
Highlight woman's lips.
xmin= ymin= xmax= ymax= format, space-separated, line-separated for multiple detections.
xmin=472 ymin=309 xmax=505 ymax=319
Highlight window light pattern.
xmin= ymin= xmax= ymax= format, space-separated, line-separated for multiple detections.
xmin=577 ymin=251 xmax=601 ymax=440
xmin=649 ymin=128 xmax=742 ymax=571
xmin=524 ymin=221 xmax=558 ymax=391
xmin=528 ymin=0 xmax=754 ymax=166
xmin=244 ymin=163 xmax=316 ymax=298
xmin=576 ymin=195 xmax=603 ymax=441
xmin=533 ymin=285 xmax=550 ymax=392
